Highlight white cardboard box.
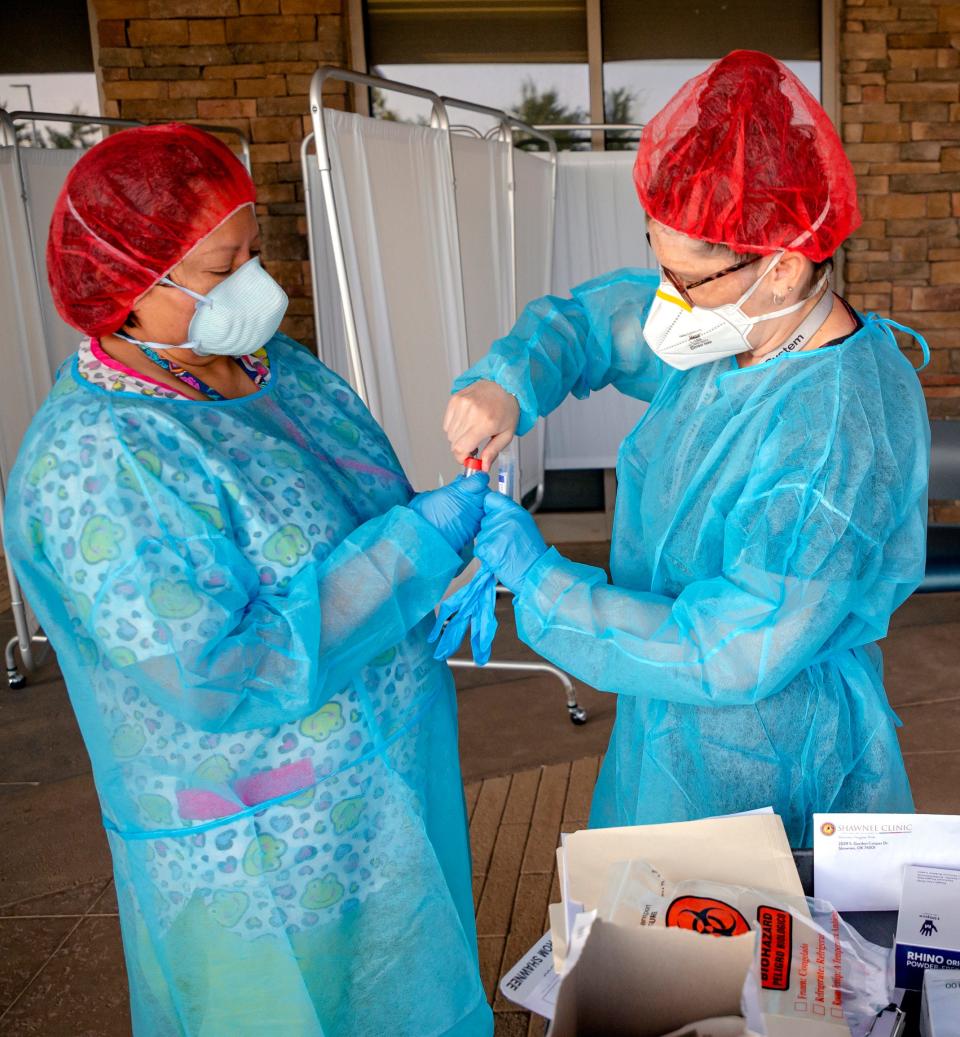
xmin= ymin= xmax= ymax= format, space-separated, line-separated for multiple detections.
xmin=920 ymin=968 xmax=960 ymax=1037
xmin=895 ymin=865 xmax=960 ymax=990
xmin=545 ymin=920 xmax=758 ymax=1037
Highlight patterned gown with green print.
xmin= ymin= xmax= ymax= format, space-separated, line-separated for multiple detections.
xmin=5 ymin=334 xmax=492 ymax=1037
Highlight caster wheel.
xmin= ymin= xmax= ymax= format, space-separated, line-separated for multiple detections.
xmin=7 ymin=671 xmax=26 ymax=690
xmin=569 ymin=706 xmax=588 ymax=725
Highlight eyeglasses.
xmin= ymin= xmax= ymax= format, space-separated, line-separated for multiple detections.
xmin=646 ymin=232 xmax=763 ymax=306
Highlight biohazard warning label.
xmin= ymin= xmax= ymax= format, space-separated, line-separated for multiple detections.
xmin=757 ymin=905 xmax=793 ymax=991
xmin=665 ymin=896 xmax=751 ymax=937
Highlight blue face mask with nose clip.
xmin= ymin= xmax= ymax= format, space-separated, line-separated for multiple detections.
xmin=117 ymin=256 xmax=289 ymax=358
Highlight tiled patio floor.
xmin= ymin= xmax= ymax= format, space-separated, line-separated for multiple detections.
xmin=466 ymin=757 xmax=600 ymax=1037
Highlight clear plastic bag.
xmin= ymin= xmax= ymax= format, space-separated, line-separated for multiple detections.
xmin=597 ymin=860 xmax=892 ymax=1037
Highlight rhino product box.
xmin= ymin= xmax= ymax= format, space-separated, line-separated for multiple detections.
xmin=920 ymin=968 xmax=960 ymax=1037
xmin=895 ymin=865 xmax=960 ymax=990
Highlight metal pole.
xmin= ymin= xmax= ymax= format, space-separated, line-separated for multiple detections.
xmin=0 ymin=107 xmax=43 ymax=686
xmin=9 ymin=86 xmax=37 ymax=144
xmin=2 ymin=109 xmax=251 ymax=377
xmin=4 ymin=110 xmax=251 ymax=169
xmin=447 ymin=658 xmax=587 ymax=724
xmin=436 ymin=101 xmax=521 ymax=327
xmin=532 ymin=122 xmax=643 ymax=133
xmin=446 ymin=101 xmax=561 ymax=514
xmin=1 ymin=494 xmax=48 ymax=688
xmin=308 ymin=74 xmax=370 ymax=409
xmin=1 ymin=498 xmax=32 ymax=672
xmin=299 ymin=132 xmax=326 ymax=366
xmin=520 ymin=125 xmax=566 ymax=513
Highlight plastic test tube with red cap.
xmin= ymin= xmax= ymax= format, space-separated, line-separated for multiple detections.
xmin=463 ymin=445 xmax=517 ymax=500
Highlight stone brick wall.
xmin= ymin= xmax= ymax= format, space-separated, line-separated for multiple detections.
xmin=91 ymin=0 xmax=351 ymax=347
xmin=840 ymin=1 xmax=960 ymax=419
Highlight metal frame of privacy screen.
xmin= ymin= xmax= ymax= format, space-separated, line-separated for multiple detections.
xmin=532 ymin=123 xmax=643 ymax=139
xmin=0 ymin=109 xmax=250 ymax=689
xmin=305 ymin=68 xmax=587 ymax=724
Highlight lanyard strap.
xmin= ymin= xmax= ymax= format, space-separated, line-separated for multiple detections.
xmin=762 ymin=287 xmax=837 ymax=362
xmin=114 ymin=332 xmax=263 ymax=400
xmin=136 ymin=343 xmax=228 ymax=400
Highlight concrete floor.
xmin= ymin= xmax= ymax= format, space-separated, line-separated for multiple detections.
xmin=1 ymin=544 xmax=959 ymax=1035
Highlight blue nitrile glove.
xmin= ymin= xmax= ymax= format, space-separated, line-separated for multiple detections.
xmin=408 ymin=472 xmax=489 ymax=553
xmin=475 ymin=492 xmax=548 ymax=595
xmin=429 ymin=565 xmax=499 ymax=665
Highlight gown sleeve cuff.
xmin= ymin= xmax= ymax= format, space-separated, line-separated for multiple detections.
xmin=451 ymin=364 xmax=538 ymax=437
xmin=515 ymin=547 xmax=607 ymax=634
xmin=394 ymin=505 xmax=472 ymax=580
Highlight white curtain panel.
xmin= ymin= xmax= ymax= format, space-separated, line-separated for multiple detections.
xmin=0 ymin=146 xmax=80 ymax=636
xmin=320 ymin=109 xmax=469 ymax=491
xmin=512 ymin=149 xmax=554 ymax=498
xmin=514 ymin=150 xmax=554 ymax=311
xmin=20 ymin=147 xmax=86 ymax=371
xmin=546 ymin=150 xmax=654 ymax=470
xmin=451 ymin=133 xmax=513 ymax=368
xmin=0 ymin=147 xmax=47 ymax=489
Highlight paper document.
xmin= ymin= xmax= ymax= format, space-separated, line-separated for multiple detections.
xmin=813 ymin=813 xmax=960 ymax=911
xmin=498 ymin=933 xmax=562 ymax=1018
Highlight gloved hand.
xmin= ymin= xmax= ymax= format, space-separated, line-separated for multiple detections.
xmin=408 ymin=472 xmax=489 ymax=553
xmin=475 ymin=492 xmax=548 ymax=595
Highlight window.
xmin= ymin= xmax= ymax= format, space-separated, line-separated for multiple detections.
xmin=0 ymin=75 xmax=102 ymax=147
xmin=361 ymin=0 xmax=824 ymax=148
xmin=1 ymin=1 xmax=101 ymax=147
xmin=365 ymin=0 xmax=590 ymax=142
xmin=602 ymin=0 xmax=822 ymax=130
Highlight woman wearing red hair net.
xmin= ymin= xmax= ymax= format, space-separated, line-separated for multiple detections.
xmin=445 ymin=51 xmax=931 ymax=847
xmin=3 ymin=124 xmax=492 ymax=1036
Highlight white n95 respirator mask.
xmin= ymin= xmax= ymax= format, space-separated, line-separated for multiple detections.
xmin=119 ymin=256 xmax=289 ymax=358
xmin=642 ymin=252 xmax=827 ymax=371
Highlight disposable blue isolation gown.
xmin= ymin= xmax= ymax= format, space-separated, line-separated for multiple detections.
xmin=454 ymin=270 xmax=929 ymax=847
xmin=5 ymin=334 xmax=492 ymax=1037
